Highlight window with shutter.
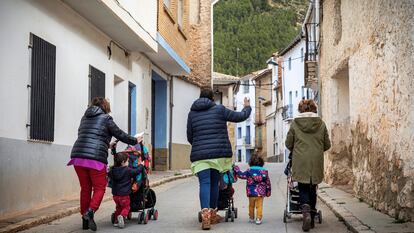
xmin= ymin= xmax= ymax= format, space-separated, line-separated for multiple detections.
xmin=89 ymin=65 xmax=105 ymax=102
xmin=29 ymin=33 xmax=56 ymax=142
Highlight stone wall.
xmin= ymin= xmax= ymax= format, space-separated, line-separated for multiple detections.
xmin=188 ymin=0 xmax=212 ymax=87
xmin=320 ymin=0 xmax=414 ymax=221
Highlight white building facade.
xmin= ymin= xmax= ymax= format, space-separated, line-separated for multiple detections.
xmin=234 ymin=78 xmax=255 ymax=163
xmin=0 ymin=0 xmax=199 ymax=217
xmin=267 ymin=37 xmax=314 ymax=163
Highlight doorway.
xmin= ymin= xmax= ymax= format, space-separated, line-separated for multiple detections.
xmin=151 ymin=71 xmax=168 ymax=170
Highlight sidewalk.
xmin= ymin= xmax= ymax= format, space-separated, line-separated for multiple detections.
xmin=318 ymin=183 xmax=414 ymax=233
xmin=0 ymin=170 xmax=192 ymax=233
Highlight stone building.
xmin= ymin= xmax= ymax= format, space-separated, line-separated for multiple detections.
xmin=188 ymin=0 xmax=212 ymax=87
xmin=319 ymin=0 xmax=414 ymax=221
xmin=252 ymin=69 xmax=272 ymax=160
xmin=212 ymin=72 xmax=240 ymax=158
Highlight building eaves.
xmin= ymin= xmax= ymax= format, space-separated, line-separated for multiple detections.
xmin=212 ymin=72 xmax=240 ymax=84
xmin=252 ymin=68 xmax=272 ymax=81
xmin=278 ymin=33 xmax=304 ymax=56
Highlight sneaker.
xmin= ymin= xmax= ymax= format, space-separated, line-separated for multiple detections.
xmin=113 ymin=222 xmax=119 ymax=227
xmin=249 ymin=218 xmax=255 ymax=223
xmin=117 ymin=215 xmax=125 ymax=229
xmin=255 ymin=219 xmax=262 ymax=225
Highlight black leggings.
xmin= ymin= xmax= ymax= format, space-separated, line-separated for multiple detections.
xmin=298 ymin=182 xmax=317 ymax=211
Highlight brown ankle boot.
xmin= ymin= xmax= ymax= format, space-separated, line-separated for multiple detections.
xmin=302 ymin=204 xmax=311 ymax=232
xmin=201 ymin=208 xmax=211 ymax=230
xmin=210 ymin=209 xmax=223 ymax=224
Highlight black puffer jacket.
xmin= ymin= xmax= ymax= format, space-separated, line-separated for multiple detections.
xmin=71 ymin=106 xmax=137 ymax=164
xmin=109 ymin=166 xmax=143 ymax=196
xmin=187 ymin=98 xmax=251 ymax=162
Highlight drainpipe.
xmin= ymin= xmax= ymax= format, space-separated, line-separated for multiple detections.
xmin=168 ymin=76 xmax=174 ymax=170
xmin=315 ymin=0 xmax=322 ymax=117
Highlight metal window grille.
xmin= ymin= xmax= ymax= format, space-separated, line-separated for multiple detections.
xmin=89 ymin=65 xmax=105 ymax=102
xmin=29 ymin=33 xmax=56 ymax=142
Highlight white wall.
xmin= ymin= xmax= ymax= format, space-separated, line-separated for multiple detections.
xmin=172 ymin=78 xmax=200 ymax=145
xmin=117 ymin=0 xmax=157 ymax=39
xmin=0 ymin=0 xmax=152 ymax=215
xmin=0 ymin=0 xmax=152 ymax=145
xmin=281 ymin=40 xmax=312 ymax=117
xmin=234 ymin=78 xmax=255 ymax=163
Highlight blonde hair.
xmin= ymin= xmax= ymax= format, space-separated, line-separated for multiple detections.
xmin=298 ymin=99 xmax=317 ymax=113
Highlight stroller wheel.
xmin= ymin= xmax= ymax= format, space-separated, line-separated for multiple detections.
xmin=146 ymin=210 xmax=152 ymax=220
xmin=153 ymin=209 xmax=159 ymax=220
xmin=234 ymin=208 xmax=238 ymax=219
xmin=198 ymin=211 xmax=202 ymax=223
xmin=111 ymin=212 xmax=115 ymax=224
xmin=143 ymin=212 xmax=149 ymax=224
xmin=283 ymin=210 xmax=287 ymax=223
xmin=224 ymin=211 xmax=229 ymax=222
xmin=317 ymin=210 xmax=322 ymax=224
xmin=230 ymin=211 xmax=235 ymax=222
xmin=127 ymin=212 xmax=132 ymax=220
xmin=138 ymin=212 xmax=143 ymax=224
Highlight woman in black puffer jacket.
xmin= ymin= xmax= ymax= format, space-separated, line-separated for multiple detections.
xmin=68 ymin=97 xmax=141 ymax=231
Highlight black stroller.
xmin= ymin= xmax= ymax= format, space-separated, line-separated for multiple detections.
xmin=283 ymin=159 xmax=322 ymax=224
xmin=110 ymin=142 xmax=158 ymax=225
xmin=198 ymin=170 xmax=238 ymax=222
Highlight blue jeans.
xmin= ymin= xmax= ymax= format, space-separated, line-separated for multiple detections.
xmin=197 ymin=168 xmax=220 ymax=209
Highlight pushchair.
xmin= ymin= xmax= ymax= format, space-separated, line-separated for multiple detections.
xmin=198 ymin=170 xmax=238 ymax=223
xmin=109 ymin=141 xmax=158 ymax=225
xmin=283 ymin=159 xmax=322 ymax=224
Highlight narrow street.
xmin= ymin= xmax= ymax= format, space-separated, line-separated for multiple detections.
xmin=23 ymin=163 xmax=350 ymax=233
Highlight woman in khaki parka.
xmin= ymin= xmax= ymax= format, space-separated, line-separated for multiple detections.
xmin=285 ymin=99 xmax=331 ymax=232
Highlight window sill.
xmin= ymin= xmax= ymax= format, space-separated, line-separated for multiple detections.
xmin=178 ymin=25 xmax=187 ymax=40
xmin=27 ymin=139 xmax=53 ymax=144
xmin=163 ymin=4 xmax=176 ymax=24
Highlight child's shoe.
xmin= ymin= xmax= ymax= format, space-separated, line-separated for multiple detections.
xmin=249 ymin=218 xmax=255 ymax=223
xmin=255 ymin=218 xmax=262 ymax=225
xmin=117 ymin=215 xmax=125 ymax=228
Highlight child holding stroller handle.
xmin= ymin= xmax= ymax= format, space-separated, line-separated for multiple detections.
xmin=108 ymin=152 xmax=144 ymax=229
xmin=233 ymin=154 xmax=271 ymax=225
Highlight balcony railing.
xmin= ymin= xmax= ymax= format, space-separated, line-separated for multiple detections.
xmin=282 ymin=104 xmax=293 ymax=120
xmin=242 ymin=136 xmax=255 ymax=148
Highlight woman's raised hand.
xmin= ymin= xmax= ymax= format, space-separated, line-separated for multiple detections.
xmin=243 ymin=97 xmax=250 ymax=107
xmin=136 ymin=135 xmax=143 ymax=144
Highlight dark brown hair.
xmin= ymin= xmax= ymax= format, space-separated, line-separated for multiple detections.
xmin=91 ymin=97 xmax=111 ymax=114
xmin=200 ymin=86 xmax=214 ymax=101
xmin=114 ymin=152 xmax=129 ymax=167
xmin=298 ymin=99 xmax=318 ymax=113
xmin=249 ymin=154 xmax=264 ymax=167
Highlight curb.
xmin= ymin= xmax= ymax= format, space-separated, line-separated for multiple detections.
xmin=0 ymin=173 xmax=193 ymax=233
xmin=318 ymin=187 xmax=376 ymax=233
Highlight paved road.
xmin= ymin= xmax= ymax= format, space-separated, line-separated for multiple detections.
xmin=23 ymin=163 xmax=350 ymax=233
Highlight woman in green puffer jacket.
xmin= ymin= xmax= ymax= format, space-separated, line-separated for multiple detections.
xmin=285 ymin=99 xmax=331 ymax=232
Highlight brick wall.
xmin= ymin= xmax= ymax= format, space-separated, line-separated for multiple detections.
xmin=158 ymin=0 xmax=190 ymax=64
xmin=254 ymin=73 xmax=272 ymax=159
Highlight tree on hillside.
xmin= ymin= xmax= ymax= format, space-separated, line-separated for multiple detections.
xmin=213 ymin=0 xmax=308 ymax=76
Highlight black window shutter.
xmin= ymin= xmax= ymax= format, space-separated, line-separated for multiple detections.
xmin=30 ymin=34 xmax=56 ymax=142
xmin=89 ymin=65 xmax=105 ymax=102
